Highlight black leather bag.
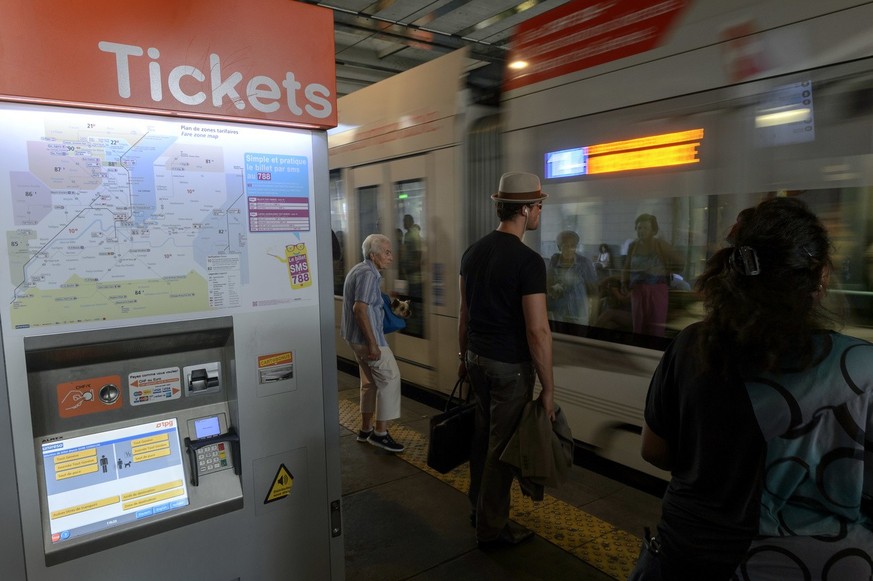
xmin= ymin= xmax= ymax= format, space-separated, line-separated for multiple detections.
xmin=427 ymin=377 xmax=476 ymax=474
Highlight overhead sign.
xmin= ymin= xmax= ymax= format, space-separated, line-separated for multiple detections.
xmin=0 ymin=0 xmax=337 ymax=129
xmin=505 ymin=0 xmax=689 ymax=91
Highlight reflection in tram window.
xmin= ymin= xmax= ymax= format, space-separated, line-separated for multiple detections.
xmin=329 ymin=170 xmax=347 ymax=295
xmin=536 ymin=194 xmax=697 ymax=348
xmin=621 ymin=214 xmax=685 ymax=338
xmin=536 ymin=187 xmax=873 ymax=347
xmin=394 ymin=179 xmax=425 ymax=338
xmin=547 ymin=230 xmax=598 ymax=325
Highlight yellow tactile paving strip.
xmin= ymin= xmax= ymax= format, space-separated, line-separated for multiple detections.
xmin=338 ymin=398 xmax=640 ymax=580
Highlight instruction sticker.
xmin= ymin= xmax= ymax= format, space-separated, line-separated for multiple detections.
xmin=57 ymin=375 xmax=123 ymax=418
xmin=264 ymin=464 xmax=294 ymax=504
xmin=258 ymin=351 xmax=294 ymax=384
xmin=128 ymin=367 xmax=182 ymax=406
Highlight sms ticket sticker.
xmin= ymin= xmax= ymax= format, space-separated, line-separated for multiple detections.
xmin=274 ymin=242 xmax=312 ymax=289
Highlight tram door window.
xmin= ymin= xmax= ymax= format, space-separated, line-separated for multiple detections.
xmin=394 ymin=179 xmax=425 ymax=338
xmin=356 ymin=185 xmax=380 ymax=263
xmin=329 ymin=169 xmax=348 ymax=296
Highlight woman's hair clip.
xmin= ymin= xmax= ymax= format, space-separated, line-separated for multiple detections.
xmin=730 ymin=246 xmax=761 ymax=276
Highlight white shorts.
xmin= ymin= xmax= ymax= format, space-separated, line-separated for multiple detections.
xmin=347 ymin=342 xmax=401 ymax=421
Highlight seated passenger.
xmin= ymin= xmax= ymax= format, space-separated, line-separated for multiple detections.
xmin=594 ymin=243 xmax=613 ymax=271
xmin=628 ymin=197 xmax=873 ymax=580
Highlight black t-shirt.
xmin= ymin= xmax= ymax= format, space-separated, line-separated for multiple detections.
xmin=645 ymin=323 xmax=766 ymax=578
xmin=460 ymin=230 xmax=547 ymax=363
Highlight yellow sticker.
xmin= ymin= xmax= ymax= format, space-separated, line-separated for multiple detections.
xmin=285 ymin=243 xmax=312 ymax=289
xmin=264 ymin=463 xmax=294 ymax=504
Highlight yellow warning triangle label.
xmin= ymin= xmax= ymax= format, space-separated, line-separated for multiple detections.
xmin=264 ymin=463 xmax=294 ymax=504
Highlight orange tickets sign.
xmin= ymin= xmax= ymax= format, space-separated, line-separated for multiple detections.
xmin=0 ymin=0 xmax=337 ymax=129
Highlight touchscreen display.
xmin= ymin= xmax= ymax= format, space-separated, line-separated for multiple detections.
xmin=194 ymin=416 xmax=221 ymax=439
xmin=40 ymin=418 xmax=189 ymax=544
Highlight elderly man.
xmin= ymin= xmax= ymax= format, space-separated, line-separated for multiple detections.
xmin=459 ymin=172 xmax=556 ymax=548
xmin=341 ymin=233 xmax=405 ymax=453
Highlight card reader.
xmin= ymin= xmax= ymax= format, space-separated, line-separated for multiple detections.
xmin=184 ymin=413 xmax=241 ymax=486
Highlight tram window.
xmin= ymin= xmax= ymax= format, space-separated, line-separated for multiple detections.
xmin=537 ymin=187 xmax=873 ymax=348
xmin=329 ymin=170 xmax=347 ymax=296
xmin=537 ymin=195 xmax=696 ymax=349
xmin=356 ymin=185 xmax=380 ymax=263
xmin=394 ymin=179 xmax=425 ymax=338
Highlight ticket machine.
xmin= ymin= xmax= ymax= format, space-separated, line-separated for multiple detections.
xmin=0 ymin=1 xmax=342 ymax=579
xmin=26 ymin=318 xmax=242 ymax=565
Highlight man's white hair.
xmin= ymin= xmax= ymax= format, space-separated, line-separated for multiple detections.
xmin=362 ymin=233 xmax=390 ymax=260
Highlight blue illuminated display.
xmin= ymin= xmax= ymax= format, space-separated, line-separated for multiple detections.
xmin=545 ymin=147 xmax=588 ymax=179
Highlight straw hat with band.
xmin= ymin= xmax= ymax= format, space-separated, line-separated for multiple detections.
xmin=491 ymin=172 xmax=549 ymax=204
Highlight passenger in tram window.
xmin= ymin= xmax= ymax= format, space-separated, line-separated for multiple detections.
xmin=620 ymin=214 xmax=685 ymax=337
xmin=400 ymin=214 xmax=422 ymax=282
xmin=594 ymin=242 xmax=613 ymax=272
xmin=340 ymin=233 xmax=405 ymax=453
xmin=399 ymin=214 xmax=424 ymax=335
xmin=547 ymin=231 xmax=598 ymax=325
xmin=629 ymin=197 xmax=873 ymax=580
xmin=332 ymin=229 xmax=345 ymax=295
xmin=394 ymin=227 xmax=404 ymax=261
xmin=458 ymin=171 xmax=556 ymax=549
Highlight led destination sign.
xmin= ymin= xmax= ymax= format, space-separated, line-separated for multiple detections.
xmin=545 ymin=128 xmax=705 ymax=178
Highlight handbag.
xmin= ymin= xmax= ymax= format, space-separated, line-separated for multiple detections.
xmin=426 ymin=377 xmax=476 ymax=474
xmin=381 ymin=293 xmax=406 ymax=334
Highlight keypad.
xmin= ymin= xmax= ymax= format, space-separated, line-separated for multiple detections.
xmin=196 ymin=442 xmax=231 ymax=474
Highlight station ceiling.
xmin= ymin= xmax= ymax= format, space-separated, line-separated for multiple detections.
xmin=298 ymin=0 xmax=572 ymax=101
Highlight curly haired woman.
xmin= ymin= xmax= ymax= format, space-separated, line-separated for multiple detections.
xmin=629 ymin=197 xmax=873 ymax=580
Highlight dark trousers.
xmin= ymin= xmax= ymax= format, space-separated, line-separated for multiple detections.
xmin=465 ymin=351 xmax=534 ymax=540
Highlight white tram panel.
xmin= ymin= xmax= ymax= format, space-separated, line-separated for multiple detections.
xmin=503 ymin=0 xmax=873 ymax=478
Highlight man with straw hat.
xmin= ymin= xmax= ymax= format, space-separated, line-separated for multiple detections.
xmin=458 ymin=171 xmax=556 ymax=549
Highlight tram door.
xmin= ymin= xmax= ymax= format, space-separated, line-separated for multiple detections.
xmin=342 ymin=155 xmax=437 ymax=389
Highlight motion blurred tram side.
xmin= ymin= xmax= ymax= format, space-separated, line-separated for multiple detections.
xmin=328 ymin=0 xmax=873 ymax=479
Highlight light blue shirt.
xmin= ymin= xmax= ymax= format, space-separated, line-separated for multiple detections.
xmin=341 ymin=259 xmax=386 ymax=346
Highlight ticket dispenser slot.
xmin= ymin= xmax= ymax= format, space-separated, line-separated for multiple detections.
xmin=25 ymin=317 xmax=243 ymax=566
xmin=184 ymin=362 xmax=221 ymax=395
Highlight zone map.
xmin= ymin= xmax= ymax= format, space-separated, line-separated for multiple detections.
xmin=4 ymin=112 xmax=266 ymax=328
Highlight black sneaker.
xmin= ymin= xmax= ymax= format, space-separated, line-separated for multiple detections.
xmin=368 ymin=431 xmax=405 ymax=452
xmin=356 ymin=428 xmax=373 ymax=442
xmin=477 ymin=523 xmax=534 ymax=550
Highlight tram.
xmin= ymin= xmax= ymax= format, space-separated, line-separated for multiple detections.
xmin=327 ymin=0 xmax=873 ymax=477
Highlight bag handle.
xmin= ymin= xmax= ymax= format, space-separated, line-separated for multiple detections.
xmin=445 ymin=377 xmax=470 ymax=411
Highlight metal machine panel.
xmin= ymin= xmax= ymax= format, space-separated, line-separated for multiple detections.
xmin=25 ymin=318 xmax=242 ymax=565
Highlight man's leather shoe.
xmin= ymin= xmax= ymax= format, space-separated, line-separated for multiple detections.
xmin=477 ymin=523 xmax=534 ymax=549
